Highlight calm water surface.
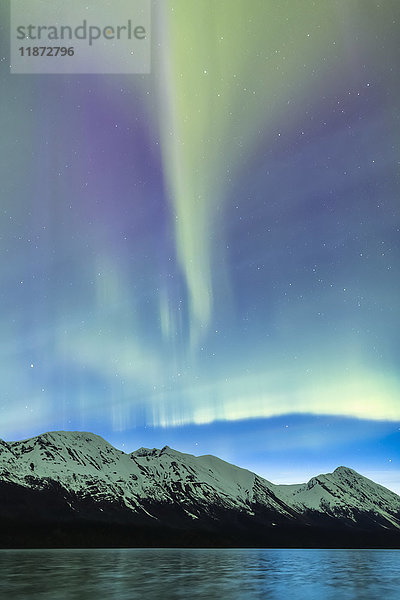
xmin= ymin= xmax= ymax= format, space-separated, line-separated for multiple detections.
xmin=0 ymin=548 xmax=399 ymax=599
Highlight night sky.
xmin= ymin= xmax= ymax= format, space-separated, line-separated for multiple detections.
xmin=0 ymin=1 xmax=399 ymax=492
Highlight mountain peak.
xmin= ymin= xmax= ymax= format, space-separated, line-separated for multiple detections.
xmin=333 ymin=466 xmax=359 ymax=477
xmin=131 ymin=445 xmax=177 ymax=458
xmin=131 ymin=447 xmax=159 ymax=457
xmin=12 ymin=430 xmax=112 ymax=448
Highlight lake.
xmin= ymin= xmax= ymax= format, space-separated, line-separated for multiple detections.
xmin=0 ymin=548 xmax=399 ymax=599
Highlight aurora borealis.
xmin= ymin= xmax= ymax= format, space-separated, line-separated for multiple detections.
xmin=0 ymin=1 xmax=399 ymax=491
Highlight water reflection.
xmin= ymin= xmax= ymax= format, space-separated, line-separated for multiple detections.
xmin=0 ymin=548 xmax=399 ymax=599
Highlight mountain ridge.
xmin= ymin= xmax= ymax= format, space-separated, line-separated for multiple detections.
xmin=0 ymin=430 xmax=399 ymax=548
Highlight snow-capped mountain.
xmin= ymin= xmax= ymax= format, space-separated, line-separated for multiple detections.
xmin=0 ymin=431 xmax=399 ymax=547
